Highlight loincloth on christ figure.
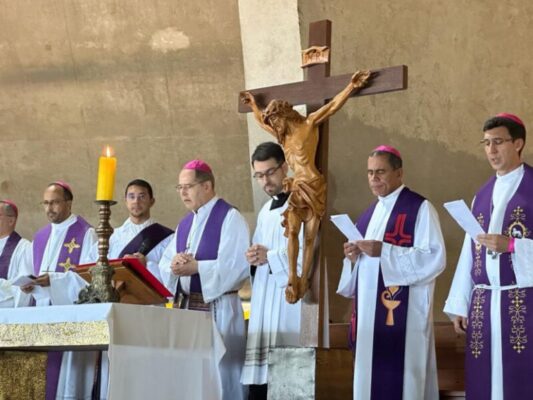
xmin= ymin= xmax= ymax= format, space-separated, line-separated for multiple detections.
xmin=281 ymin=175 xmax=326 ymax=236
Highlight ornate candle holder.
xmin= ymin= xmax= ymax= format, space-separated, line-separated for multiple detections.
xmin=77 ymin=200 xmax=120 ymax=303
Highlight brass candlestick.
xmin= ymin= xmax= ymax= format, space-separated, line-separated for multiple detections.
xmin=77 ymin=200 xmax=120 ymax=303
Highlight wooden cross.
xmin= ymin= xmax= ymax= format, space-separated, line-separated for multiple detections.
xmin=238 ymin=20 xmax=407 ymax=347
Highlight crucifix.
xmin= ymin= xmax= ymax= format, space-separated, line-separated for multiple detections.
xmin=239 ymin=19 xmax=407 ymax=347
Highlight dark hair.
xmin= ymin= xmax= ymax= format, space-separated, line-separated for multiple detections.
xmin=48 ymin=183 xmax=73 ymax=201
xmin=251 ymin=142 xmax=285 ymax=165
xmin=369 ymin=150 xmax=403 ymax=170
xmin=483 ymin=116 xmax=526 ymax=154
xmin=125 ymin=179 xmax=153 ymax=198
xmin=195 ymin=170 xmax=215 ymax=189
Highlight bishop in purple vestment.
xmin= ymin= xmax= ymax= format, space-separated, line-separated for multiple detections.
xmin=446 ymin=113 xmax=533 ymax=400
xmin=338 ymin=146 xmax=446 ymax=400
xmin=159 ymin=160 xmax=250 ymax=400
xmin=21 ymin=181 xmax=98 ymax=400
xmin=0 ymin=200 xmax=32 ymax=308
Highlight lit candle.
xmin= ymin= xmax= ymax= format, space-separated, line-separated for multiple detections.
xmin=96 ymin=145 xmax=117 ymax=201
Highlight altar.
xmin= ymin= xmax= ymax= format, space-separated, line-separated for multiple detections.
xmin=0 ymin=303 xmax=225 ymax=400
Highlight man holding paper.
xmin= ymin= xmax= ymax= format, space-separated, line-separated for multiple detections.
xmin=21 ymin=181 xmax=98 ymax=400
xmin=241 ymin=142 xmax=303 ymax=400
xmin=445 ymin=113 xmax=533 ymax=399
xmin=337 ymin=145 xmax=445 ymax=400
xmin=0 ymin=200 xmax=32 ymax=308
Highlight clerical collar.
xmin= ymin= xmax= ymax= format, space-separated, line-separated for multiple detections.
xmin=270 ymin=192 xmax=289 ymax=210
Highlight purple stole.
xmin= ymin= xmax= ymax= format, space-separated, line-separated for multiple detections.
xmin=118 ymin=223 xmax=173 ymax=258
xmin=0 ymin=231 xmax=22 ymax=279
xmin=32 ymin=216 xmax=91 ymax=400
xmin=32 ymin=216 xmax=91 ymax=275
xmin=354 ymin=187 xmax=424 ymax=400
xmin=467 ymin=164 xmax=533 ymax=399
xmin=175 ymin=199 xmax=232 ymax=310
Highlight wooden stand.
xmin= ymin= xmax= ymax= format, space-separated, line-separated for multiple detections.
xmin=76 ymin=258 xmax=172 ymax=305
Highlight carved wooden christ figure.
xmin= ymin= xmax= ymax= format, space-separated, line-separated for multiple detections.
xmin=241 ymin=70 xmax=371 ymax=303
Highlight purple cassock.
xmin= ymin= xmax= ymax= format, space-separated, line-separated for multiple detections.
xmin=350 ymin=187 xmax=424 ymax=400
xmin=0 ymin=231 xmax=22 ymax=279
xmin=175 ymin=199 xmax=232 ymax=311
xmin=467 ymin=163 xmax=533 ymax=399
xmin=32 ymin=215 xmax=92 ymax=400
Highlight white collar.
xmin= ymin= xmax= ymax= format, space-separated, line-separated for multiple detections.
xmin=51 ymin=213 xmax=77 ymax=230
xmin=194 ymin=196 xmax=219 ymax=217
xmin=124 ymin=217 xmax=154 ymax=229
xmin=377 ymin=184 xmax=405 ymax=205
xmin=495 ymin=163 xmax=523 ymax=182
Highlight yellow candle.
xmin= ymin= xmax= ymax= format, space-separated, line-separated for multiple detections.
xmin=96 ymin=146 xmax=117 ymax=201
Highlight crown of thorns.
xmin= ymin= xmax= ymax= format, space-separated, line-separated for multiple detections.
xmin=262 ymin=100 xmax=295 ymax=124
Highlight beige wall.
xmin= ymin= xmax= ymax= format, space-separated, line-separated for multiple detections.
xmin=298 ymin=0 xmax=533 ymax=321
xmin=0 ymin=0 xmax=253 ymax=237
xmin=238 ymin=0 xmax=303 ymax=214
xmin=3 ymin=0 xmax=533 ymax=324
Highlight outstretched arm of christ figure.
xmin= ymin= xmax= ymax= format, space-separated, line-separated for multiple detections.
xmin=309 ymin=70 xmax=371 ymax=126
xmin=240 ymin=92 xmax=277 ymax=136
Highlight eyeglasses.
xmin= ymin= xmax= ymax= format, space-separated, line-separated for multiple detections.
xmin=479 ymin=138 xmax=514 ymax=147
xmin=175 ymin=181 xmax=204 ymax=192
xmin=126 ymin=193 xmax=149 ymax=201
xmin=253 ymin=164 xmax=282 ymax=180
xmin=40 ymin=199 xmax=66 ymax=208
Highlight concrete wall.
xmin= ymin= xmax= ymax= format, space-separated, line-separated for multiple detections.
xmin=238 ymin=0 xmax=302 ymax=213
xmin=0 ymin=0 xmax=253 ymax=236
xmin=3 ymin=0 xmax=533 ymax=324
xmin=299 ymin=0 xmax=533 ymax=321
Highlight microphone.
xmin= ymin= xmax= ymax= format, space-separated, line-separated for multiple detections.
xmin=137 ymin=238 xmax=152 ymax=256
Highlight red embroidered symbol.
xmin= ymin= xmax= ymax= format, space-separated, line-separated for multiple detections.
xmin=384 ymin=214 xmax=412 ymax=245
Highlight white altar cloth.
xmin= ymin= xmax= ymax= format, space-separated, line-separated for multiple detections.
xmin=0 ymin=303 xmax=225 ymax=400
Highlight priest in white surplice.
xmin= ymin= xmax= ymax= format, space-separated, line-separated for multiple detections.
xmin=89 ymin=179 xmax=173 ymax=282
xmin=241 ymin=142 xmax=302 ymax=400
xmin=337 ymin=146 xmax=445 ymax=400
xmin=21 ymin=181 xmax=98 ymax=400
xmin=445 ymin=113 xmax=533 ymax=399
xmin=0 ymin=200 xmax=32 ymax=308
xmin=159 ymin=160 xmax=249 ymax=400
xmin=86 ymin=178 xmax=173 ymax=398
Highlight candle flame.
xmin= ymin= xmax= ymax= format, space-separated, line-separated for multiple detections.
xmin=103 ymin=145 xmax=114 ymax=157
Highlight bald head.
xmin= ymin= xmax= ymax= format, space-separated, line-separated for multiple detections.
xmin=0 ymin=202 xmax=17 ymax=237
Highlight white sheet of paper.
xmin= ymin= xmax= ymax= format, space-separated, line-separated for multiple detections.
xmin=443 ymin=200 xmax=485 ymax=241
xmin=11 ymin=275 xmax=36 ymax=287
xmin=330 ymin=214 xmax=364 ymax=241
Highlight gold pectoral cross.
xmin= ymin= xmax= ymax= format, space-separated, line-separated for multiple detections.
xmin=64 ymin=238 xmax=81 ymax=254
xmin=58 ymin=257 xmax=73 ymax=271
xmin=381 ymin=286 xmax=401 ymax=326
